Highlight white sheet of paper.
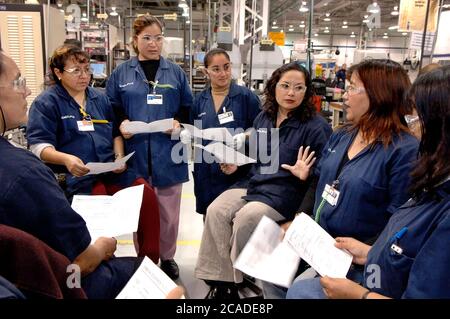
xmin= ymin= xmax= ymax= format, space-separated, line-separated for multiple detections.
xmin=181 ymin=123 xmax=234 ymax=144
xmin=122 ymin=118 xmax=174 ymax=134
xmin=85 ymin=152 xmax=135 ymax=175
xmin=234 ymin=216 xmax=300 ymax=288
xmin=116 ymin=256 xmax=179 ymax=299
xmin=71 ymin=185 xmax=144 ymax=242
xmin=194 ymin=141 xmax=256 ymax=166
xmin=285 ymin=213 xmax=353 ymax=278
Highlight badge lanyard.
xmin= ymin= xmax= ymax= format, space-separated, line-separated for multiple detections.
xmin=314 ymin=179 xmax=339 ymax=224
xmin=79 ymin=107 xmax=108 ymax=124
xmin=145 ymin=80 xmax=174 ymax=105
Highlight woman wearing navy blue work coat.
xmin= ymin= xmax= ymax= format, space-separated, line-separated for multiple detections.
xmin=106 ymin=14 xmax=193 ymax=279
xmin=280 ymin=60 xmax=420 ymax=299
xmin=0 ymin=51 xmax=185 ymax=299
xmin=195 ymin=62 xmax=332 ymax=299
xmin=294 ymin=65 xmax=450 ymax=299
xmin=26 ymin=45 xmax=160 ymax=263
xmin=189 ymin=48 xmax=261 ymax=215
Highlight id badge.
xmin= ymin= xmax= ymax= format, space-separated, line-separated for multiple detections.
xmin=77 ymin=120 xmax=95 ymax=132
xmin=218 ymin=111 xmax=234 ymax=124
xmin=147 ymin=94 xmax=163 ymax=105
xmin=321 ymin=183 xmax=340 ymax=206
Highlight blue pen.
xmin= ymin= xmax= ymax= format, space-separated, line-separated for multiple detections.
xmin=394 ymin=227 xmax=408 ymax=240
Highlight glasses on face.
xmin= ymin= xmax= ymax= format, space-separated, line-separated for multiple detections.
xmin=140 ymin=35 xmax=164 ymax=43
xmin=345 ymin=85 xmax=366 ymax=96
xmin=276 ymin=82 xmax=307 ymax=94
xmin=208 ymin=64 xmax=231 ymax=74
xmin=0 ymin=76 xmax=27 ymax=92
xmin=64 ymin=66 xmax=93 ymax=77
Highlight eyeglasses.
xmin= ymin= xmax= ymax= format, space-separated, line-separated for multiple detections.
xmin=405 ymin=114 xmax=420 ymax=125
xmin=140 ymin=35 xmax=164 ymax=43
xmin=208 ymin=64 xmax=231 ymax=74
xmin=344 ymin=85 xmax=366 ymax=96
xmin=0 ymin=76 xmax=27 ymax=92
xmin=64 ymin=67 xmax=93 ymax=77
xmin=276 ymin=82 xmax=307 ymax=94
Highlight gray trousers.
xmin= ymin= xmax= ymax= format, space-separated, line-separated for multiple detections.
xmin=195 ymin=188 xmax=285 ymax=283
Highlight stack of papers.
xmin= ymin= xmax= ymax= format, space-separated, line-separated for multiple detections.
xmin=86 ymin=152 xmax=135 ymax=175
xmin=194 ymin=141 xmax=256 ymax=166
xmin=71 ymin=185 xmax=144 ymax=242
xmin=116 ymin=257 xmax=180 ymax=299
xmin=234 ymin=213 xmax=353 ymax=287
xmin=181 ymin=123 xmax=234 ymax=144
xmin=122 ymin=118 xmax=174 ymax=134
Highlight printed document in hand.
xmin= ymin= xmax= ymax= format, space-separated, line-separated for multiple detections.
xmin=285 ymin=213 xmax=353 ymax=278
xmin=71 ymin=185 xmax=144 ymax=242
xmin=116 ymin=256 xmax=180 ymax=299
xmin=233 ymin=216 xmax=300 ymax=287
xmin=85 ymin=151 xmax=135 ymax=175
xmin=182 ymin=123 xmax=234 ymax=144
xmin=122 ymin=118 xmax=174 ymax=134
xmin=194 ymin=141 xmax=256 ymax=166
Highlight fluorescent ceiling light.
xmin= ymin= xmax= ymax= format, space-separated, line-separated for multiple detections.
xmin=388 ymin=25 xmax=399 ymax=30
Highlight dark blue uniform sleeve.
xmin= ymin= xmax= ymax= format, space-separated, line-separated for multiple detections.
xmin=246 ymin=91 xmax=262 ymax=128
xmin=305 ymin=117 xmax=333 ymax=166
xmin=106 ymin=69 xmax=128 ymax=124
xmin=179 ymin=67 xmax=194 ymax=111
xmin=3 ymin=164 xmax=91 ymax=261
xmin=386 ymin=137 xmax=419 ymax=214
xmin=27 ymin=98 xmax=58 ymax=146
xmin=402 ymin=212 xmax=450 ymax=298
xmin=101 ymin=94 xmax=120 ymax=138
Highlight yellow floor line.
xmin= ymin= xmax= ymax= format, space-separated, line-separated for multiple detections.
xmin=117 ymin=239 xmax=201 ymax=246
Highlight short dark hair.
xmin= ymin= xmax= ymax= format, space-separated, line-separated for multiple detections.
xmin=263 ymin=62 xmax=315 ymax=123
xmin=204 ymin=48 xmax=230 ymax=68
xmin=347 ymin=59 xmax=412 ymax=146
xmin=48 ymin=45 xmax=90 ymax=85
xmin=132 ymin=14 xmax=164 ymax=54
xmin=409 ymin=65 xmax=450 ymax=196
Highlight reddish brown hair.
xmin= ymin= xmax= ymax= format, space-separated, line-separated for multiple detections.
xmin=349 ymin=59 xmax=412 ymax=146
xmin=132 ymin=14 xmax=164 ymax=54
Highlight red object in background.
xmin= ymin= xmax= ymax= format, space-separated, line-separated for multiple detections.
xmin=311 ymin=95 xmax=322 ymax=113
xmin=91 ymin=178 xmax=160 ymax=264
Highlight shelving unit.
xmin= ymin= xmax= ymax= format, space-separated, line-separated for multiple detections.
xmin=192 ymin=68 xmax=207 ymax=94
xmin=81 ymin=28 xmax=109 ymax=67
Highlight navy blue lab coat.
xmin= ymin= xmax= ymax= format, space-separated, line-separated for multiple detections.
xmin=365 ymin=180 xmax=450 ymax=298
xmin=234 ymin=111 xmax=332 ymax=220
xmin=314 ymin=128 xmax=419 ymax=242
xmin=0 ymin=138 xmax=140 ymax=299
xmin=27 ymin=84 xmax=131 ymax=195
xmin=191 ymin=82 xmax=261 ymax=214
xmin=106 ymin=56 xmax=193 ymax=187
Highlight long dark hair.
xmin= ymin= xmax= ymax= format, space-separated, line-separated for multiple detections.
xmin=263 ymin=62 xmax=315 ymax=123
xmin=409 ymin=65 xmax=449 ymax=196
xmin=347 ymin=59 xmax=412 ymax=146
